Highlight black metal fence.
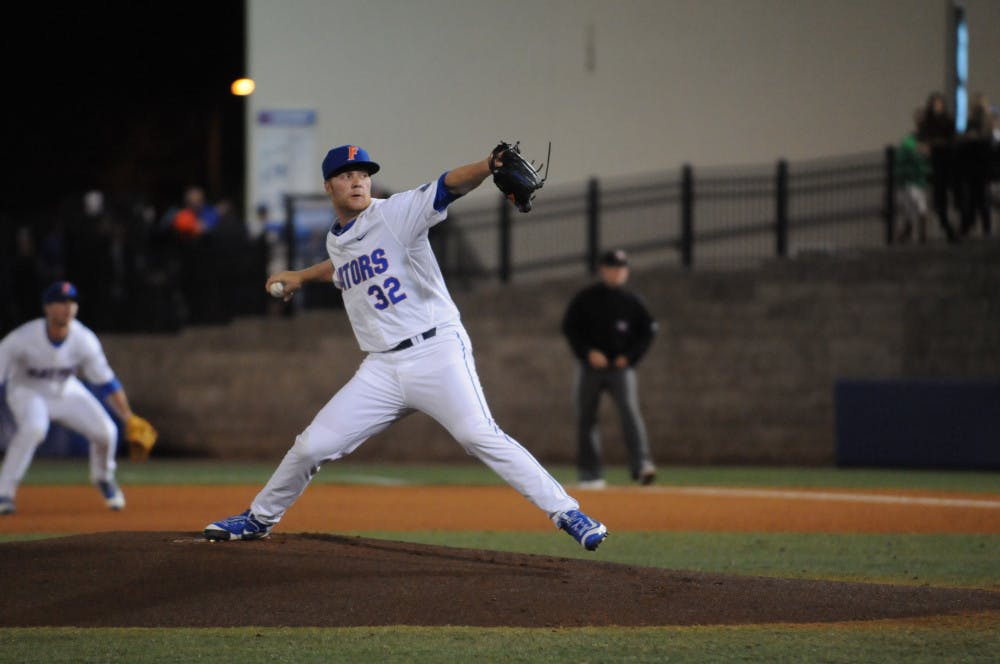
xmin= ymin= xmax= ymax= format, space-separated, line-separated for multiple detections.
xmin=430 ymin=149 xmax=893 ymax=281
xmin=286 ymin=145 xmax=999 ymax=290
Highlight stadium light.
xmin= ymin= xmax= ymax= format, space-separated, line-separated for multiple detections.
xmin=231 ymin=78 xmax=256 ymax=96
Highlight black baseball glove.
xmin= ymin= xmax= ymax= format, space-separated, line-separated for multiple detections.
xmin=489 ymin=141 xmax=549 ymax=213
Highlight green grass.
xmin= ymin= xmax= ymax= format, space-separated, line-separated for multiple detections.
xmin=1 ymin=622 xmax=998 ymax=664
xmin=19 ymin=459 xmax=1000 ymax=493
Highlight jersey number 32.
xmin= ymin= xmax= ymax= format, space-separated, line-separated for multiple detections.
xmin=368 ymin=277 xmax=407 ymax=310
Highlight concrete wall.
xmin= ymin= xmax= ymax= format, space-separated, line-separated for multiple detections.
xmin=101 ymin=238 xmax=1000 ymax=465
xmin=245 ymin=0 xmax=1000 ymax=222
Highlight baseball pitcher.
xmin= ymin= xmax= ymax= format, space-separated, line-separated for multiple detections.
xmin=204 ymin=142 xmax=607 ymax=550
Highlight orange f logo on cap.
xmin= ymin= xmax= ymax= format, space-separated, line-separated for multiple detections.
xmin=348 ymin=146 xmax=359 ymax=161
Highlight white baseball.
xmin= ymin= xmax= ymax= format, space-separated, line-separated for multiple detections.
xmin=268 ymin=281 xmax=285 ymax=298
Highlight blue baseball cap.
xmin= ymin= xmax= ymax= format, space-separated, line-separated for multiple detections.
xmin=322 ymin=144 xmax=380 ymax=180
xmin=42 ymin=281 xmax=79 ymax=303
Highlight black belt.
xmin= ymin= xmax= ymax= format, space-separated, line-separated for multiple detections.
xmin=388 ymin=327 xmax=436 ymax=351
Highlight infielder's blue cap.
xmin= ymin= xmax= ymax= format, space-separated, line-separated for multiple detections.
xmin=42 ymin=281 xmax=78 ymax=303
xmin=322 ymin=144 xmax=380 ymax=180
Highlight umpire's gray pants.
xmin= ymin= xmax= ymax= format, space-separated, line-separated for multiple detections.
xmin=573 ymin=365 xmax=652 ymax=481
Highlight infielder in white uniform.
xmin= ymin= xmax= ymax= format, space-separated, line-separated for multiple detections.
xmin=205 ymin=144 xmax=608 ymax=550
xmin=0 ymin=282 xmax=139 ymax=514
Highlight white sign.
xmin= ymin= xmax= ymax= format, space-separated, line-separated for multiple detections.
xmin=255 ymin=109 xmax=317 ymax=230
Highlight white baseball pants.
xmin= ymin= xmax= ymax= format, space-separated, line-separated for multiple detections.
xmin=0 ymin=378 xmax=118 ymax=498
xmin=251 ymin=323 xmax=578 ymax=524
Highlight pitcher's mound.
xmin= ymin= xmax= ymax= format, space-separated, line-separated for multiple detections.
xmin=1 ymin=532 xmax=997 ymax=627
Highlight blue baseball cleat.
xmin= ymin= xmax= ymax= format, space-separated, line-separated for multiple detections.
xmin=203 ymin=509 xmax=272 ymax=541
xmin=553 ymin=509 xmax=608 ymax=551
xmin=0 ymin=496 xmax=15 ymax=515
xmin=96 ymin=480 xmax=125 ymax=510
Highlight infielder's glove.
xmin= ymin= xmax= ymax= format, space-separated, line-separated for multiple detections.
xmin=125 ymin=414 xmax=158 ymax=462
xmin=489 ymin=141 xmax=550 ymax=213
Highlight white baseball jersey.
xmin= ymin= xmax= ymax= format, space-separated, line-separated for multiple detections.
xmin=0 ymin=319 xmax=117 ymax=396
xmin=326 ymin=176 xmax=460 ymax=352
xmin=249 ymin=174 xmax=579 ymax=525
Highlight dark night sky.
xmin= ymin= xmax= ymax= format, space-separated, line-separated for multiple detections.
xmin=3 ymin=1 xmax=246 ymax=221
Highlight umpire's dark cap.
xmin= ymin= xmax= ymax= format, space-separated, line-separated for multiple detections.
xmin=322 ymin=144 xmax=381 ymax=180
xmin=599 ymin=249 xmax=629 ymax=267
xmin=42 ymin=281 xmax=78 ymax=303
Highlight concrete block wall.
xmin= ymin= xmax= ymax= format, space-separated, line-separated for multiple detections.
xmin=101 ymin=238 xmax=1000 ymax=465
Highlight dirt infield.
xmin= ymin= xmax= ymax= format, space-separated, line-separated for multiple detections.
xmin=1 ymin=484 xmax=998 ymax=627
xmin=4 ymin=484 xmax=1000 ymax=534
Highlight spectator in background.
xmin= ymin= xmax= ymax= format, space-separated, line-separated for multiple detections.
xmin=162 ymin=186 xmax=224 ymax=325
xmin=895 ymin=107 xmax=931 ymax=244
xmin=128 ymin=197 xmax=184 ymax=334
xmin=561 ymin=249 xmax=657 ymax=489
xmin=169 ymin=186 xmax=219 ymax=240
xmin=966 ymin=92 xmax=993 ymax=137
xmin=917 ymin=92 xmax=959 ymax=243
xmin=66 ymin=190 xmax=117 ymax=331
xmin=212 ymin=198 xmax=249 ymax=322
xmin=213 ymin=198 xmax=246 ymax=243
xmin=957 ymin=92 xmax=993 ymax=237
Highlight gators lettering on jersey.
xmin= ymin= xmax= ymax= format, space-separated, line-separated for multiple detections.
xmin=334 ymin=248 xmax=389 ymax=290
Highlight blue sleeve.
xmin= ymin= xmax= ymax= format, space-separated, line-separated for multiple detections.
xmin=433 ymin=172 xmax=462 ymax=212
xmin=95 ymin=377 xmax=122 ymax=398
